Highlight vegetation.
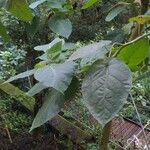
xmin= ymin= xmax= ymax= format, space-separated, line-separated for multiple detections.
xmin=0 ymin=0 xmax=150 ymax=149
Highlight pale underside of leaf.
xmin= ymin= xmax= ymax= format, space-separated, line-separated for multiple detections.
xmin=30 ymin=89 xmax=64 ymax=131
xmin=34 ymin=62 xmax=76 ymax=93
xmin=27 ymin=82 xmax=47 ymax=96
xmin=5 ymin=69 xmax=36 ymax=83
xmin=82 ymin=58 xmax=132 ymax=125
xmin=68 ymin=41 xmax=111 ymax=61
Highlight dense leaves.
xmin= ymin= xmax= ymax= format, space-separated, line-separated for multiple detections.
xmin=0 ymin=21 xmax=10 ymax=42
xmin=82 ymin=58 xmax=132 ymax=125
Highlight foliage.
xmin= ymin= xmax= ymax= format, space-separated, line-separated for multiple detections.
xmin=0 ymin=94 xmax=32 ymax=132
xmin=0 ymin=45 xmax=26 ymax=80
xmin=0 ymin=2 xmax=150 ymax=149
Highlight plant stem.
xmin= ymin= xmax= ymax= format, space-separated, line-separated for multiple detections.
xmin=100 ymin=121 xmax=112 ymax=150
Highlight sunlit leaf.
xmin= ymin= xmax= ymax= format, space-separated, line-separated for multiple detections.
xmin=118 ymin=37 xmax=149 ymax=70
xmin=82 ymin=0 xmax=97 ymax=9
xmin=129 ymin=15 xmax=150 ymax=24
xmin=7 ymin=0 xmax=33 ymax=21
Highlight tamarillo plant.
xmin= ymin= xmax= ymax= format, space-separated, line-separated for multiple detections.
xmin=0 ymin=0 xmax=150 ymax=149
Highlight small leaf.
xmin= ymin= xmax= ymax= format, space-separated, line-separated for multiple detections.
xmin=47 ymin=41 xmax=62 ymax=60
xmin=7 ymin=0 xmax=33 ymax=21
xmin=29 ymin=0 xmax=46 ymax=9
xmin=30 ymin=89 xmax=64 ymax=131
xmin=68 ymin=41 xmax=111 ymax=61
xmin=34 ymin=62 xmax=76 ymax=93
xmin=27 ymin=82 xmax=47 ymax=96
xmin=129 ymin=15 xmax=150 ymax=24
xmin=34 ymin=38 xmax=64 ymax=52
xmin=118 ymin=37 xmax=149 ymax=70
xmin=82 ymin=58 xmax=132 ymax=125
xmin=82 ymin=0 xmax=97 ymax=9
xmin=0 ymin=21 xmax=10 ymax=42
xmin=5 ymin=69 xmax=36 ymax=83
xmin=105 ymin=2 xmax=128 ymax=22
xmin=48 ymin=16 xmax=72 ymax=38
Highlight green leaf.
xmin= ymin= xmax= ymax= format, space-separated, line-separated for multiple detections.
xmin=7 ymin=0 xmax=33 ymax=22
xmin=129 ymin=15 xmax=150 ymax=24
xmin=118 ymin=37 xmax=149 ymax=70
xmin=105 ymin=2 xmax=128 ymax=22
xmin=47 ymin=41 xmax=63 ymax=60
xmin=48 ymin=16 xmax=72 ymax=38
xmin=26 ymin=16 xmax=40 ymax=38
xmin=29 ymin=0 xmax=46 ymax=9
xmin=82 ymin=0 xmax=97 ymax=9
xmin=27 ymin=82 xmax=47 ymax=96
xmin=30 ymin=89 xmax=64 ymax=131
xmin=5 ymin=69 xmax=36 ymax=83
xmin=82 ymin=58 xmax=132 ymax=125
xmin=64 ymin=77 xmax=80 ymax=101
xmin=34 ymin=38 xmax=64 ymax=52
xmin=68 ymin=41 xmax=111 ymax=61
xmin=0 ymin=21 xmax=10 ymax=42
xmin=34 ymin=62 xmax=77 ymax=93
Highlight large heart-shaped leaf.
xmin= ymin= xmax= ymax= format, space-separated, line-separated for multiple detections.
xmin=68 ymin=41 xmax=111 ymax=61
xmin=48 ymin=16 xmax=72 ymax=38
xmin=30 ymin=89 xmax=64 ymax=131
xmin=34 ymin=62 xmax=76 ymax=93
xmin=118 ymin=37 xmax=149 ymax=70
xmin=7 ymin=0 xmax=33 ymax=21
xmin=82 ymin=58 xmax=132 ymax=125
